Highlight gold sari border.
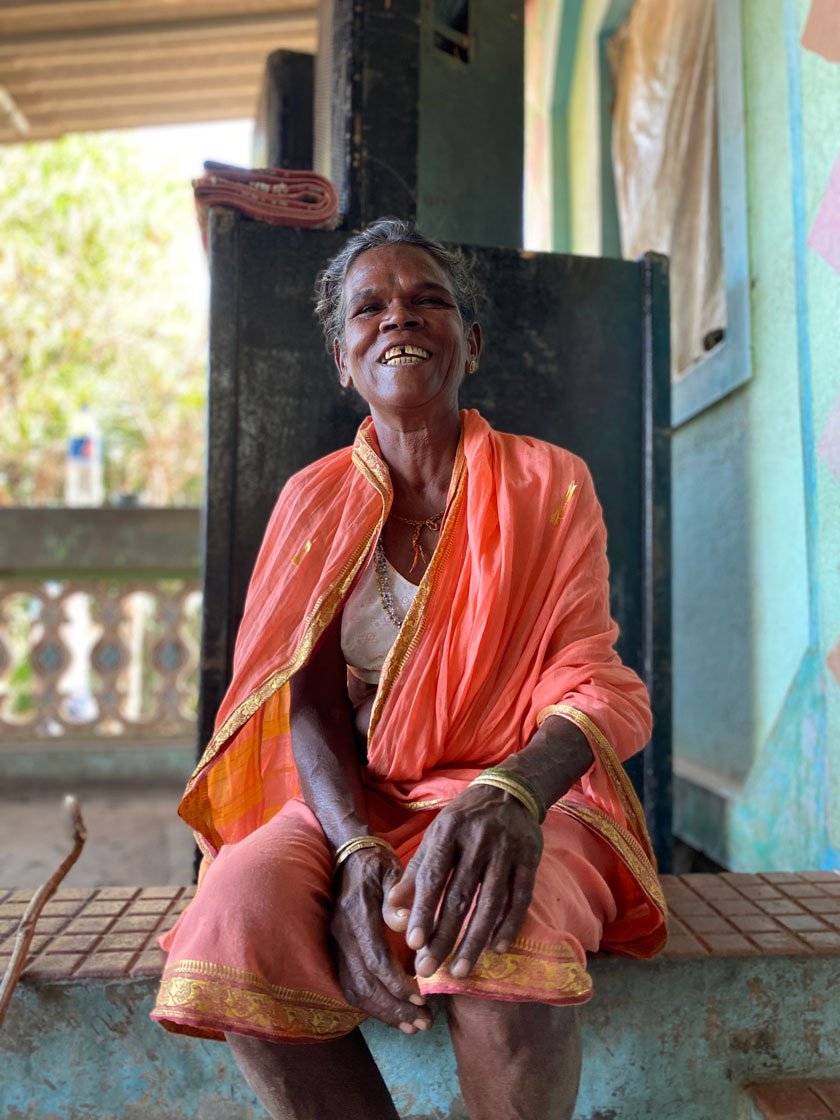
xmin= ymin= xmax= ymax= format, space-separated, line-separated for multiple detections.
xmin=367 ymin=435 xmax=467 ymax=742
xmin=537 ymin=704 xmax=653 ymax=861
xmin=554 ymin=800 xmax=666 ymax=922
xmin=420 ymin=937 xmax=592 ymax=1005
xmin=152 ymin=959 xmax=364 ymax=1043
xmin=184 ymin=434 xmax=394 ymax=807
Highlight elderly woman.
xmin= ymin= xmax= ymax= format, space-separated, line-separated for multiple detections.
xmin=152 ymin=219 xmax=666 ymax=1119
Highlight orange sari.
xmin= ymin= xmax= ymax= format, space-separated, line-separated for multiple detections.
xmin=152 ymin=410 xmax=665 ymax=1043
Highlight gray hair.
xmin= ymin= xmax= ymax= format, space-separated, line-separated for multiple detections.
xmin=314 ymin=218 xmax=485 ymax=351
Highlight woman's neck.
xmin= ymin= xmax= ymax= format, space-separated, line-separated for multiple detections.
xmin=371 ymin=408 xmax=461 ymax=516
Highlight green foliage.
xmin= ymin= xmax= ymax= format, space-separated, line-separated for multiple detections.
xmin=0 ymin=131 xmax=207 ymax=506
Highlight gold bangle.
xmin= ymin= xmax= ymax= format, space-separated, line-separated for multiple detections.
xmin=470 ymin=773 xmax=543 ymax=824
xmin=482 ymin=766 xmax=548 ymax=820
xmin=333 ymin=835 xmax=395 ymax=872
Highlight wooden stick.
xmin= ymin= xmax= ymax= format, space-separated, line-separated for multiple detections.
xmin=0 ymin=795 xmax=87 ymax=1030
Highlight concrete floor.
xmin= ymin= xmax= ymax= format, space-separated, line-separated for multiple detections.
xmin=0 ymin=780 xmax=195 ymax=889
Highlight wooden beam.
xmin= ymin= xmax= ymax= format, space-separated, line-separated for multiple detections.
xmin=1 ymin=43 xmax=286 ymax=86
xmin=18 ymin=81 xmax=261 ymax=118
xmin=0 ymin=10 xmax=317 ymax=54
xmin=0 ymin=100 xmax=258 ymax=146
xmin=0 ymin=0 xmax=311 ymax=38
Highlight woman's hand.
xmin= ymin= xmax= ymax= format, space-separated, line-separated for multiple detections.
xmin=331 ymin=846 xmax=433 ymax=1033
xmin=384 ymin=786 xmax=543 ymax=979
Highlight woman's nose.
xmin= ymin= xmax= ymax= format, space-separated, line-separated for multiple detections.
xmin=380 ymin=302 xmax=423 ymax=331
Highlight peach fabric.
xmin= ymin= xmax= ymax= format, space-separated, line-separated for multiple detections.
xmin=152 ymin=410 xmax=666 ymax=1042
xmin=152 ymin=795 xmax=620 ymax=1043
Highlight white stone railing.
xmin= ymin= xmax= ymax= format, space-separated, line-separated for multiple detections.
xmin=0 ymin=509 xmax=201 ymax=745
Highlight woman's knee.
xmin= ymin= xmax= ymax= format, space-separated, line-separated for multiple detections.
xmin=447 ymin=994 xmax=579 ymax=1050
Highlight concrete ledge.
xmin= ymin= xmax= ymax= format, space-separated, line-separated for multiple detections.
xmin=3 ymin=873 xmax=840 ymax=1119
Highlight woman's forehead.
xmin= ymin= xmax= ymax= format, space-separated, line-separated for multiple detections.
xmin=344 ymin=244 xmax=453 ymax=298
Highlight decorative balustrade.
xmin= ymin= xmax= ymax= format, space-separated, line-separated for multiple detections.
xmin=0 ymin=509 xmax=201 ymax=745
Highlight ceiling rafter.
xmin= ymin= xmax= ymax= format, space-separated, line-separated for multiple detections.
xmin=0 ymin=1 xmax=318 ymax=145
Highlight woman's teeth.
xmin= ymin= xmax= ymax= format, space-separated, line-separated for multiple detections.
xmin=382 ymin=345 xmax=431 ymax=366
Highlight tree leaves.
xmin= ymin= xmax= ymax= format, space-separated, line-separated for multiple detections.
xmin=0 ymin=131 xmax=207 ymax=506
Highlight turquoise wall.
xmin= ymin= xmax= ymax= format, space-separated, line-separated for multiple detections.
xmin=556 ymin=0 xmax=840 ymax=869
xmin=6 ymin=954 xmax=840 ymax=1119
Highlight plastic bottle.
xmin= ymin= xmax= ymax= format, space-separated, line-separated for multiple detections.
xmin=64 ymin=404 xmax=104 ymax=507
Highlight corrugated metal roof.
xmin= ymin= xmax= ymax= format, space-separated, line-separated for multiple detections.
xmin=0 ymin=1 xmax=318 ymax=145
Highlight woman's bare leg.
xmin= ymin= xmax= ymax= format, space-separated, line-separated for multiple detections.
xmin=226 ymin=1029 xmax=400 ymax=1120
xmin=446 ymin=996 xmax=581 ymax=1120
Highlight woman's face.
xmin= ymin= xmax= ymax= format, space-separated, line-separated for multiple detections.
xmin=334 ymin=243 xmax=481 ymax=422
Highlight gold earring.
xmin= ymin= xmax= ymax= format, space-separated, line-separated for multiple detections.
xmin=467 ymin=359 xmax=477 ymax=374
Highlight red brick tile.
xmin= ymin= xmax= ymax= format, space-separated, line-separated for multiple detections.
xmin=738 ymin=885 xmax=784 ymax=900
xmin=797 ymin=932 xmax=840 ymax=952
xmin=138 ymin=886 xmax=182 ymax=899
xmin=6 ymin=889 xmax=35 ymax=903
xmin=0 ymin=920 xmax=18 ymax=938
xmin=778 ymin=883 xmax=829 ymax=899
xmin=4 ymin=933 xmax=51 ymax=956
xmin=747 ymin=1081 xmax=831 ymax=1117
xmin=79 ymin=900 xmax=129 ymax=917
xmin=812 ymin=1083 xmax=840 ymax=1111
xmin=41 ymin=898 xmax=86 ymax=917
xmin=748 ymin=932 xmax=808 ymax=954
xmin=111 ymin=913 xmax=163 ymax=933
xmin=662 ymin=935 xmax=707 ymax=958
xmin=127 ymin=898 xmax=173 ymax=915
xmin=129 ymin=948 xmax=166 ymax=978
xmin=93 ymin=887 xmax=140 ymax=901
xmin=759 ymin=872 xmax=805 ymax=885
xmin=721 ymin=872 xmax=759 ymax=885
xmin=776 ymin=914 xmax=829 ymax=933
xmin=0 ymin=902 xmax=28 ymax=919
xmin=692 ymin=884 xmax=740 ymax=901
xmin=98 ymin=932 xmax=148 ymax=952
xmin=699 ymin=933 xmax=758 ymax=956
xmin=24 ymin=953 xmax=83 ymax=978
xmin=711 ymin=898 xmax=763 ymax=917
xmin=819 ymin=883 xmax=840 ymax=896
xmin=53 ymin=888 xmax=94 ymax=901
xmin=681 ymin=915 xmax=735 ymax=935
xmin=63 ymin=916 xmax=115 ymax=935
xmin=73 ymin=952 xmax=137 ymax=980
xmin=821 ymin=914 xmax=840 ymax=931
xmin=47 ymin=933 xmax=101 ymax=954
xmin=801 ymin=897 xmax=840 ymax=915
xmin=730 ymin=914 xmax=783 ymax=934
xmin=799 ymin=872 xmax=840 ymax=883
xmin=757 ymin=898 xmax=807 ymax=915
xmin=668 ymin=899 xmax=716 ymax=917
xmin=680 ymin=873 xmax=723 ymax=888
xmin=29 ymin=916 xmax=70 ymax=935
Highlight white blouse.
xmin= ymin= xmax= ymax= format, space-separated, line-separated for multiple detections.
xmin=340 ymin=549 xmax=420 ymax=685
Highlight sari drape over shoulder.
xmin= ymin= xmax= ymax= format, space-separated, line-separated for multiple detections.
xmin=178 ymin=410 xmax=665 ymax=955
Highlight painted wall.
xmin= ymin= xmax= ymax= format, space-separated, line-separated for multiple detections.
xmin=555 ymin=0 xmax=840 ymax=868
xmin=6 ymin=955 xmax=840 ymax=1119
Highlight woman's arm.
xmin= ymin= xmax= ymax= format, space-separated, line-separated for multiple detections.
xmin=290 ymin=614 xmax=432 ymax=1033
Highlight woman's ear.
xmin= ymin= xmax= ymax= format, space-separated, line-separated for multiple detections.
xmin=466 ymin=321 xmax=483 ymax=372
xmin=334 ymin=338 xmax=353 ymax=389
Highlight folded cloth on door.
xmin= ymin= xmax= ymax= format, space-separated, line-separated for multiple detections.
xmin=193 ymin=162 xmax=339 ymax=244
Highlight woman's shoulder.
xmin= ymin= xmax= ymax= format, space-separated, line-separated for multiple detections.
xmin=485 ymin=422 xmax=591 ymax=483
xmin=278 ymin=443 xmax=356 ymax=499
